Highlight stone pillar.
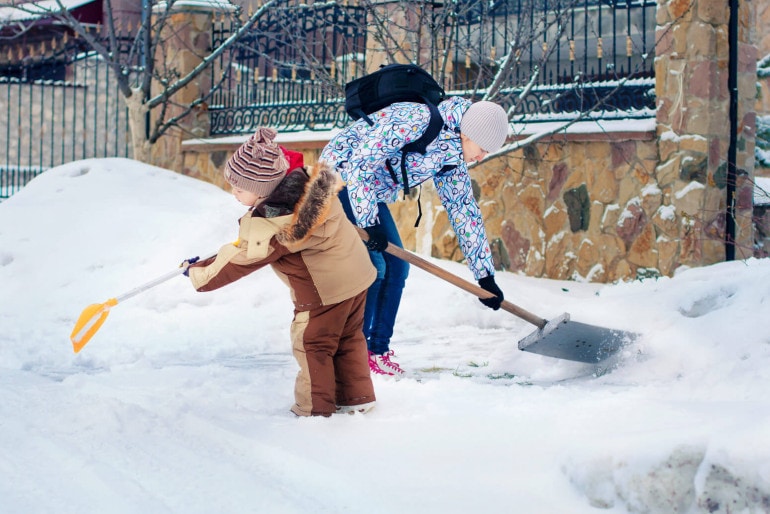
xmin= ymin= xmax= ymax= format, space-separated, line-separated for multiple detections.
xmin=150 ymin=1 xmax=235 ymax=172
xmin=655 ymin=0 xmax=756 ymax=267
xmin=756 ymin=0 xmax=770 ymax=119
xmin=363 ymin=1 xmax=437 ymax=73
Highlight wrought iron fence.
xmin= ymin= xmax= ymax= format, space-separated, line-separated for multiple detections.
xmin=0 ymin=53 xmax=131 ymax=199
xmin=209 ymin=0 xmax=657 ymax=136
xmin=209 ymin=0 xmax=367 ymax=135
xmin=449 ymin=0 xmax=657 ymax=118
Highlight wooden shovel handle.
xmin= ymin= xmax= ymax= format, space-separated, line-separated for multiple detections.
xmin=356 ymin=227 xmax=548 ymax=329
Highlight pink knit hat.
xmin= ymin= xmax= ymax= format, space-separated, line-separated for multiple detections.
xmin=223 ymin=127 xmax=289 ymax=196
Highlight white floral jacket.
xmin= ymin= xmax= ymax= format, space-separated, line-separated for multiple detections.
xmin=319 ymin=96 xmax=495 ymax=280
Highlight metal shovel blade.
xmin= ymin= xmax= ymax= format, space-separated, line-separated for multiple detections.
xmin=518 ymin=313 xmax=636 ymax=363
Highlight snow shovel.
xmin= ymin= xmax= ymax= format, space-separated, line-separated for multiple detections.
xmin=356 ymin=228 xmax=636 ymax=363
xmin=70 ymin=254 xmax=214 ymax=353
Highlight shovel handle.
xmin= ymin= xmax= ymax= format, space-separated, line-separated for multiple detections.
xmin=114 ymin=252 xmax=219 ymax=304
xmin=356 ymin=227 xmax=548 ymax=329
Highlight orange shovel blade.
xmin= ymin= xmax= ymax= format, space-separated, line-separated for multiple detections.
xmin=70 ymin=298 xmax=118 ymax=353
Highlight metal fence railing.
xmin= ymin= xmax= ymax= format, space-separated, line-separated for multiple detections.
xmin=0 ymin=53 xmax=131 ymax=199
xmin=0 ymin=165 xmax=46 ymax=199
xmin=208 ymin=0 xmax=367 ymax=136
xmin=209 ymin=0 xmax=657 ymax=136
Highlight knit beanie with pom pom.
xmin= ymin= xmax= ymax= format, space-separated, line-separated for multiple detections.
xmin=223 ymin=127 xmax=289 ymax=197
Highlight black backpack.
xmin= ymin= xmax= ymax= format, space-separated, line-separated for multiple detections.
xmin=344 ymin=63 xmax=447 ymax=195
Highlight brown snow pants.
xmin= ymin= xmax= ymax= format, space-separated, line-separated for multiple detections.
xmin=290 ymin=290 xmax=375 ymax=417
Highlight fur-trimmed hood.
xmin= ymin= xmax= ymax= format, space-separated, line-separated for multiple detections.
xmin=188 ymin=162 xmax=375 ymax=310
xmin=252 ymin=162 xmax=342 ymax=245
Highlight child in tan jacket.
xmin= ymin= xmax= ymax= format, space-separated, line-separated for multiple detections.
xmin=185 ymin=127 xmax=377 ymax=417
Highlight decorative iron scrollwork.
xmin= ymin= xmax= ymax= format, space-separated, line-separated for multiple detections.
xmin=211 ymin=102 xmax=350 ymax=135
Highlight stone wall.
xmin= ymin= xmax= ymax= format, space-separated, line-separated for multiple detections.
xmin=376 ymin=128 xmax=665 ymax=282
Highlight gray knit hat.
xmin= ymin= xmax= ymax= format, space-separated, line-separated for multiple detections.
xmin=223 ymin=127 xmax=289 ymax=197
xmin=460 ymin=101 xmax=509 ymax=153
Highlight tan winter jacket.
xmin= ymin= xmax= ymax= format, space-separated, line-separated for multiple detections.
xmin=189 ymin=163 xmax=376 ymax=311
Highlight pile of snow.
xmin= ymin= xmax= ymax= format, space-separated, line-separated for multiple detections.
xmin=756 ymin=176 xmax=770 ymax=206
xmin=1 ymin=158 xmax=769 ymax=513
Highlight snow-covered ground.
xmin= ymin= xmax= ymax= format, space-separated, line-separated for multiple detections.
xmin=1 ymin=158 xmax=769 ymax=513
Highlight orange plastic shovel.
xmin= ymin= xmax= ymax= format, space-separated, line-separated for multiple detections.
xmin=70 ymin=255 xmax=214 ymax=353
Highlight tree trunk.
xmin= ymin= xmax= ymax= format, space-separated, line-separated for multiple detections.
xmin=124 ymin=88 xmax=152 ymax=164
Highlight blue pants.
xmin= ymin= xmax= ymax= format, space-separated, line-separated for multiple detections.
xmin=339 ymin=189 xmax=410 ymax=355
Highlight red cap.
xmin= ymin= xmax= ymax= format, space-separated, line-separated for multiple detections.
xmin=280 ymin=147 xmax=305 ymax=171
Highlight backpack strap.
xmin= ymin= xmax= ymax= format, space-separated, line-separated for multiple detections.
xmin=397 ymin=100 xmax=443 ymax=195
xmin=352 ymin=107 xmax=374 ymax=126
xmin=360 ymin=112 xmax=400 ymax=184
xmin=404 ymin=100 xmax=443 ymax=155
xmin=363 ymin=100 xmax=444 ymax=195
xmin=385 ymin=159 xmax=400 ymax=185
xmin=414 ymin=185 xmax=423 ymax=227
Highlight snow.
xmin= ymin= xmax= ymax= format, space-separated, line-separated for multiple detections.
xmin=657 ymin=203 xmax=677 ymax=221
xmin=641 ymin=183 xmax=662 ymax=196
xmin=601 ymin=203 xmax=620 ymax=226
xmin=157 ymin=0 xmax=236 ymax=11
xmin=675 ymin=180 xmax=706 ymax=199
xmin=757 ymin=146 xmax=770 ymax=168
xmin=756 ymin=176 xmax=770 ymax=206
xmin=2 ymin=158 xmax=770 ymax=513
xmin=659 ymin=130 xmax=680 ymax=142
xmin=618 ymin=197 xmax=641 ymax=221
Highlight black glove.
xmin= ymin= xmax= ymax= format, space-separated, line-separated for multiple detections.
xmin=180 ymin=256 xmax=200 ymax=276
xmin=477 ymin=275 xmax=504 ymax=310
xmin=363 ymin=224 xmax=388 ymax=252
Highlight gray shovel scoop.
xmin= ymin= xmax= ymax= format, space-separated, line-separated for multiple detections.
xmin=358 ymin=228 xmax=637 ymax=363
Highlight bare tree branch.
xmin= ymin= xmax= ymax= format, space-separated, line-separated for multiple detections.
xmin=0 ymin=0 xmax=658 ymax=166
